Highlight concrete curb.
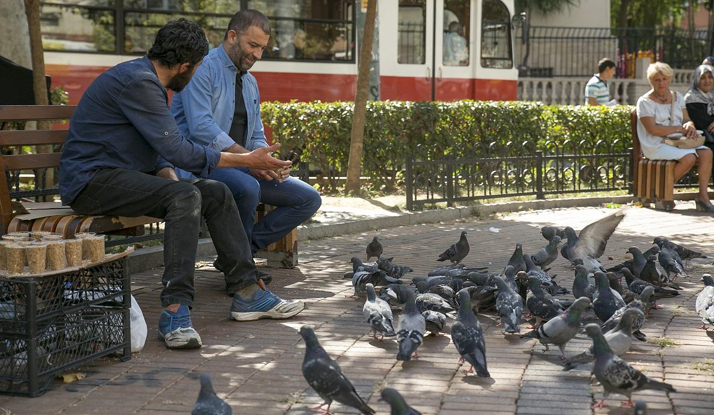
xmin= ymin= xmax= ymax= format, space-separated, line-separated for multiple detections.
xmin=128 ymin=192 xmax=698 ymax=273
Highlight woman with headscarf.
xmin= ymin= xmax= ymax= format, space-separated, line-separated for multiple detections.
xmin=685 ymin=65 xmax=714 ymax=151
xmin=636 ymin=62 xmax=713 ymax=211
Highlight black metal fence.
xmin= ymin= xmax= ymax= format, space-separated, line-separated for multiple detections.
xmin=516 ymin=26 xmax=711 ymax=78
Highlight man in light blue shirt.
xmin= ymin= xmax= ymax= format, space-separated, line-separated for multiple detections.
xmin=585 ymin=58 xmax=616 ymax=106
xmin=172 ymin=10 xmax=321 ymax=265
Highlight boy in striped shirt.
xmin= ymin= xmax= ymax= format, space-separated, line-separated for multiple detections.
xmin=585 ymin=58 xmax=616 ymax=105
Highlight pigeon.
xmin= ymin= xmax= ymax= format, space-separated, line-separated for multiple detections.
xmin=379 ymin=284 xmax=417 ymax=307
xmin=422 ymin=310 xmax=446 ymax=336
xmin=626 ymin=246 xmax=650 ymax=278
xmin=587 ymin=324 xmax=676 ymax=409
xmin=493 ymin=275 xmax=523 ymax=334
xmin=566 ymin=210 xmax=626 ymax=272
xmin=573 ymin=264 xmax=596 ymax=300
xmin=541 ymin=226 xmax=565 ymax=242
xmin=377 ymin=256 xmax=414 ymax=279
xmin=633 ymin=400 xmax=647 ymax=415
xmin=459 ymin=285 xmax=498 ymax=312
xmin=521 ymin=297 xmax=591 ymax=358
xmin=415 ymin=293 xmax=454 ymax=314
xmin=601 ymin=287 xmax=652 ymax=342
xmin=380 ymin=388 xmax=422 ymax=415
xmin=695 ymin=274 xmax=714 ymax=329
xmin=560 ymin=226 xmax=577 ymax=262
xmin=451 ymin=290 xmax=489 ymax=377
xmin=428 ymin=264 xmax=487 ymax=276
xmin=622 ymin=268 xmax=679 ymax=299
xmin=562 ymin=308 xmax=643 ymax=371
xmin=349 ymin=257 xmax=400 ymax=296
xmin=505 ymin=243 xmax=526 ymax=274
xmin=397 ymin=291 xmax=426 ymax=361
xmin=524 ymin=254 xmax=568 ymax=296
xmin=413 ymin=275 xmax=453 ymax=293
xmin=426 ymin=284 xmax=456 ymax=303
xmin=525 ymin=276 xmax=564 ymax=328
xmin=658 ymin=246 xmax=687 ymax=280
xmin=531 ymin=236 xmax=561 ymax=270
xmin=640 ymin=255 xmax=666 ymax=286
xmin=364 ymin=283 xmax=396 ymax=340
xmin=437 ymin=231 xmax=470 ymax=264
xmin=366 ymin=236 xmax=383 ymax=261
xmin=299 ymin=326 xmax=376 ymax=415
xmin=593 ymin=272 xmax=625 ymax=322
xmin=192 ymin=373 xmax=232 ymax=415
xmin=655 ymin=237 xmax=705 ymax=267
xmin=607 ymin=272 xmax=636 ymax=304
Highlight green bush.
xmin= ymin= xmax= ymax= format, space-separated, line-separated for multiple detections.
xmin=261 ymin=101 xmax=634 ymax=192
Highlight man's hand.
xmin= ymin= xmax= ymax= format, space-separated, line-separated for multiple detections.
xmin=249 ymin=168 xmax=281 ymax=181
xmin=156 ymin=167 xmax=179 ymax=181
xmin=217 ymin=143 xmax=292 ymax=170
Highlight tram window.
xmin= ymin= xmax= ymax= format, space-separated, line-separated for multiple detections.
xmin=124 ymin=12 xmax=230 ymax=52
xmin=481 ymin=0 xmax=513 ymax=69
xmin=40 ymin=5 xmax=116 ymax=53
xmin=398 ymin=0 xmax=426 ymax=64
xmin=443 ymin=0 xmax=470 ymax=66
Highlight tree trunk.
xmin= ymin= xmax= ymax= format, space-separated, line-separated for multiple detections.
xmin=345 ymin=0 xmax=377 ymax=194
xmin=617 ymin=0 xmax=630 ymax=29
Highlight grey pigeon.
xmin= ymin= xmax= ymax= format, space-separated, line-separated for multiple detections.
xmin=607 ymin=272 xmax=636 ymax=304
xmin=563 ymin=308 xmax=643 ymax=371
xmin=633 ymin=400 xmax=647 ymax=415
xmin=422 ymin=310 xmax=446 ymax=336
xmin=299 ymin=326 xmax=375 ymax=414
xmin=622 ymin=268 xmax=679 ymax=299
xmin=658 ymin=246 xmax=687 ymax=280
xmin=524 ymin=254 xmax=568 ymax=296
xmin=640 ymin=255 xmax=665 ymax=286
xmin=593 ymin=272 xmax=625 ymax=322
xmin=192 ymin=373 xmax=232 ymax=415
xmin=415 ymin=293 xmax=454 ymax=314
xmin=377 ymin=255 xmax=414 ymax=279
xmin=654 ymin=237 xmax=705 ymax=267
xmin=349 ymin=257 xmax=400 ymax=296
xmin=460 ymin=285 xmax=498 ymax=313
xmin=380 ymin=388 xmax=422 ymax=415
xmin=626 ymin=246 xmax=650 ymax=278
xmin=573 ymin=264 xmax=596 ymax=300
xmin=397 ymin=291 xmax=426 ymax=361
xmin=541 ymin=226 xmax=565 ymax=242
xmin=451 ymin=290 xmax=490 ymax=377
xmin=364 ymin=283 xmax=396 ymax=340
xmin=426 ymin=284 xmax=456 ymax=303
xmin=587 ymin=324 xmax=676 ymax=409
xmin=560 ymin=226 xmax=577 ymax=262
xmin=567 ymin=210 xmax=626 ymax=272
xmin=696 ymin=274 xmax=714 ymax=329
xmin=437 ymin=231 xmax=470 ymax=264
xmin=493 ymin=275 xmax=523 ymax=334
xmin=525 ymin=276 xmax=564 ymax=328
xmin=601 ymin=286 xmax=651 ymax=342
xmin=521 ymin=297 xmax=592 ymax=358
xmin=505 ymin=243 xmax=526 ymax=274
xmin=428 ymin=264 xmax=487 ymax=276
xmin=531 ymin=236 xmax=561 ymax=270
xmin=366 ymin=236 xmax=383 ymax=261
xmin=413 ymin=275 xmax=452 ymax=293
xmin=380 ymin=284 xmax=417 ymax=306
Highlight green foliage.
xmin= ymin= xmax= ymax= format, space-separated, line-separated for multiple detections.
xmin=261 ymin=101 xmax=633 ymax=192
xmin=611 ymin=0 xmax=687 ymax=29
xmin=515 ymin=0 xmax=581 ymax=16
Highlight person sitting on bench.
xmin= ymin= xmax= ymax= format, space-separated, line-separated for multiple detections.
xmin=636 ymin=62 xmax=714 ymax=211
xmin=59 ymin=19 xmax=305 ymax=350
xmin=171 ymin=10 xmax=321 ymax=267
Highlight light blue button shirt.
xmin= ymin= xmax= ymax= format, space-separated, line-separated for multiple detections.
xmin=171 ymin=45 xmax=268 ymax=177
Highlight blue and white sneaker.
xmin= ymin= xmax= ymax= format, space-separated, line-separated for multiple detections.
xmin=230 ymin=288 xmax=304 ymax=321
xmin=158 ymin=304 xmax=202 ymax=349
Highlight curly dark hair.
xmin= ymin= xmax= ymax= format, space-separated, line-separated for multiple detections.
xmin=148 ymin=18 xmax=209 ymax=68
xmin=224 ymin=10 xmax=271 ymax=40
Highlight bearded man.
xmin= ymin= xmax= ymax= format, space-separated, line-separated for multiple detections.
xmin=171 ymin=10 xmax=321 ymax=274
xmin=60 ymin=18 xmax=305 ymax=351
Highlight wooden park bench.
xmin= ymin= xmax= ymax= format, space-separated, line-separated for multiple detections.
xmin=631 ymin=108 xmax=676 ymax=211
xmin=0 ymin=105 xmax=297 ymax=268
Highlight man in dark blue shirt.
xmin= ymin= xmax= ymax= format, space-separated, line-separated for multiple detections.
xmin=60 ymin=19 xmax=304 ymax=350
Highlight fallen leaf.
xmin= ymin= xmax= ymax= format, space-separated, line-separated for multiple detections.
xmin=56 ymin=372 xmax=86 ymax=383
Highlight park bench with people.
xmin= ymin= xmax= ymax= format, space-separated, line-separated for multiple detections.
xmin=0 ymin=105 xmax=297 ymax=267
xmin=631 ymin=108 xmax=676 ymax=211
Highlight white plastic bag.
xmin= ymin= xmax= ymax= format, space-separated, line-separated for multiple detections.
xmin=129 ymin=295 xmax=147 ymax=353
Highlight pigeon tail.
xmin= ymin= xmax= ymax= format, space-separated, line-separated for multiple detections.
xmin=644 ymin=378 xmax=676 ymax=393
xmin=462 ymin=352 xmax=490 ymax=377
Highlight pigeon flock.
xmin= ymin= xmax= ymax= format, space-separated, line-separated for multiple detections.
xmin=191 ymin=209 xmax=712 ymax=415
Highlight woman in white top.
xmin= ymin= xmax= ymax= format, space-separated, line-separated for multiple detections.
xmin=636 ymin=62 xmax=714 ymax=211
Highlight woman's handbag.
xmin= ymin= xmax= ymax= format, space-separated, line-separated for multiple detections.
xmin=662 ymin=91 xmax=705 ymax=149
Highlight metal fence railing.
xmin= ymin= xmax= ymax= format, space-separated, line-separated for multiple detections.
xmin=515 ymin=26 xmax=711 ymax=78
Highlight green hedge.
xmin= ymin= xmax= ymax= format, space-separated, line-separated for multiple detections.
xmin=261 ymin=101 xmax=634 ymax=191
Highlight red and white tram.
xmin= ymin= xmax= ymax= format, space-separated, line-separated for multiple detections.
xmin=41 ymin=0 xmax=517 ymax=105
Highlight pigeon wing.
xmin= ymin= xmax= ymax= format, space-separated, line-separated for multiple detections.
xmin=574 ymin=210 xmax=625 ymax=260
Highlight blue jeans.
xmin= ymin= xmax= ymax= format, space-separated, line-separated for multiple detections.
xmin=206 ymin=168 xmax=321 ymax=254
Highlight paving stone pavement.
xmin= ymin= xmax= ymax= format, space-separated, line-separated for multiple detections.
xmin=1 ymin=205 xmax=714 ymax=415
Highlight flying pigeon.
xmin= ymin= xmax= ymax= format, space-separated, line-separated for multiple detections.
xmin=563 ymin=308 xmax=643 ymax=371
xmin=299 ymin=326 xmax=375 ymax=415
xmin=492 ymin=275 xmax=523 ymax=334
xmin=593 ymin=272 xmax=626 ymax=322
xmin=531 ymin=236 xmax=561 ymax=270
xmin=521 ymin=297 xmax=592 ymax=359
xmin=696 ymin=274 xmax=714 ymax=330
xmin=192 ymin=373 xmax=232 ymax=415
xmin=397 ymin=291 xmax=426 ymax=361
xmin=364 ymin=283 xmax=396 ymax=340
xmin=565 ymin=210 xmax=626 ymax=272
xmin=380 ymin=388 xmax=422 ymax=415
xmin=451 ymin=290 xmax=490 ymax=377
xmin=366 ymin=236 xmax=383 ymax=261
xmin=422 ymin=310 xmax=446 ymax=336
xmin=587 ymin=324 xmax=676 ymax=409
xmin=437 ymin=231 xmax=470 ymax=264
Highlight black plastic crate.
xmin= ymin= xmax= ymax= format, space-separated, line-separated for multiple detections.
xmin=0 ymin=257 xmax=131 ymax=397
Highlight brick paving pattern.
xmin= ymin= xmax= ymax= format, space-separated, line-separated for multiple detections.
xmin=1 ymin=205 xmax=713 ymax=414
